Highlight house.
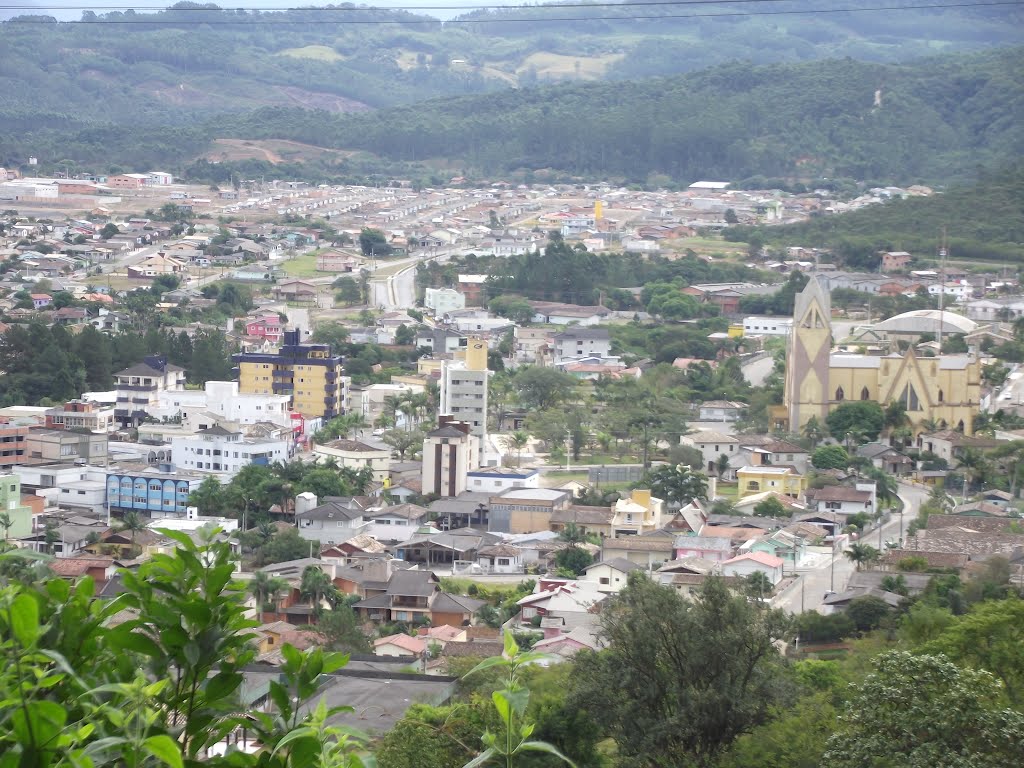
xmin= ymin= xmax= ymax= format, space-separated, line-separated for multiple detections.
xmin=600 ymin=533 xmax=676 ymax=570
xmin=374 ymin=633 xmax=428 ymax=659
xmin=127 ymin=253 xmax=187 ymax=278
xmin=362 ymin=503 xmax=430 ymax=543
xmin=880 ymin=251 xmax=913 ymax=272
xmin=353 ymin=569 xmax=485 ymax=626
xmin=487 ymin=488 xmax=572 ymax=534
xmin=609 ymin=489 xmax=666 ymax=536
xmin=737 ymin=465 xmax=806 ymax=499
xmin=951 ymin=501 xmax=1010 ymax=518
xmin=722 ymin=552 xmax=785 ymax=585
xmin=680 ymin=430 xmax=739 ymax=475
xmin=552 ymin=328 xmax=612 ymax=364
xmin=549 ymin=505 xmax=615 ymax=539
xmin=395 ymin=526 xmax=501 ymax=567
xmin=529 ymin=301 xmax=611 ymax=327
xmin=674 ymin=535 xmax=733 ymax=563
xmin=30 ymin=293 xmax=52 ymax=309
xmin=312 ymin=439 xmax=390 ymax=483
xmin=244 ymin=313 xmax=284 ymax=343
xmin=698 ymin=400 xmax=747 ymax=422
xmin=655 ymin=557 xmax=726 ymax=598
xmin=272 ymin=280 xmax=318 ymax=304
xmin=475 ymin=543 xmax=524 ymax=574
xmin=856 ymin=442 xmax=915 ymax=475
xmin=580 ymin=558 xmax=645 ymax=593
xmin=516 ymin=580 xmax=606 ymax=637
xmin=466 ymin=467 xmax=540 ymax=494
xmin=744 ymin=529 xmax=808 ymax=567
xmin=295 ymin=497 xmax=371 ymax=545
xmin=804 ymin=484 xmax=876 ymax=518
xmin=456 ymin=274 xmax=488 ymax=306
xmin=732 ymin=490 xmax=807 ymax=517
xmin=425 ymin=287 xmax=466 ymax=317
xmin=823 ymin=588 xmax=905 ymax=612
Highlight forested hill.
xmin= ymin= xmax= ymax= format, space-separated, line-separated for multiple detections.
xmin=730 ymin=164 xmax=1024 ymax=265
xmin=219 ymin=47 xmax=1024 ymax=186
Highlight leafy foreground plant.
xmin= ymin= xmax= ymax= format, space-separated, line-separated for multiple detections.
xmin=0 ymin=529 xmax=373 ymax=768
xmin=461 ymin=633 xmax=576 ymax=768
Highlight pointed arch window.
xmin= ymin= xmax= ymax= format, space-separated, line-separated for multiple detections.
xmin=860 ymin=387 xmax=870 ymax=401
xmin=835 ymin=387 xmax=845 ymax=401
xmin=938 ymin=389 xmax=944 ymax=403
xmin=899 ymin=384 xmax=921 ymax=411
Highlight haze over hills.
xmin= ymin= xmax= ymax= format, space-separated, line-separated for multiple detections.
xmin=0 ymin=3 xmax=1022 ymax=186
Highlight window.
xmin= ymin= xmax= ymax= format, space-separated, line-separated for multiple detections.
xmin=599 ymin=577 xmax=610 ymax=585
xmin=835 ymin=387 xmax=845 ymax=401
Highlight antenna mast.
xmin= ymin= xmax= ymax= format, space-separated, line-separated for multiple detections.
xmin=937 ymin=227 xmax=947 ymax=351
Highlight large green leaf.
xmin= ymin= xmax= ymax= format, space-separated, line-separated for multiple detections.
xmin=143 ymin=734 xmax=184 ymax=768
xmin=9 ymin=593 xmax=39 ymax=647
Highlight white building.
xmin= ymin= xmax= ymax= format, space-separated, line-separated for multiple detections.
xmin=552 ymin=328 xmax=612 ymax=364
xmin=114 ymin=356 xmax=187 ymax=427
xmin=466 ymin=467 xmax=540 ymax=494
xmin=742 ymin=316 xmax=793 ymax=337
xmin=440 ymin=340 xmax=489 ymax=458
xmin=721 ymin=552 xmax=784 ymax=585
xmin=155 ymin=381 xmax=293 ymax=428
xmin=680 ymin=430 xmax=739 ymax=475
xmin=424 ymin=287 xmax=466 ymax=318
xmin=171 ymin=425 xmax=291 ymax=477
xmin=421 ymin=421 xmax=480 ymax=498
xmin=312 ymin=439 xmax=390 ymax=483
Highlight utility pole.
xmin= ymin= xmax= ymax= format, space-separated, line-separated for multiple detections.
xmin=937 ymin=227 xmax=947 ymax=351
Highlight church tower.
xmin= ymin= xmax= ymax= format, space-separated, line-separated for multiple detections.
xmin=785 ymin=277 xmax=832 ymax=432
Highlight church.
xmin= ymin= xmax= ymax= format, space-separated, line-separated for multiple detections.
xmin=778 ymin=278 xmax=982 ymax=436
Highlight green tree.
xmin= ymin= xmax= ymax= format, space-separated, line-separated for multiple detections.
xmin=923 ymin=599 xmax=1024 ymax=706
xmin=843 ymin=543 xmax=880 ymax=571
xmin=571 ymin=574 xmax=791 ymax=767
xmin=118 ymin=510 xmax=147 ymax=549
xmin=249 ymin=570 xmax=289 ymax=613
xmin=502 ymin=430 xmax=530 ymax=467
xmin=188 ymin=475 xmax=225 ymax=516
xmin=489 ymin=295 xmax=535 ymax=325
xmin=382 ymin=428 xmax=424 ymax=460
xmin=641 ymin=463 xmax=709 ymax=507
xmin=359 ymin=227 xmax=390 ymax=257
xmin=825 ymin=401 xmax=885 ymax=443
xmin=259 ymin=527 xmax=315 ymax=565
xmin=823 ymin=652 xmax=1024 ymax=768
xmin=753 ymin=496 xmax=788 ymax=518
xmin=845 ymin=595 xmax=893 ymax=633
xmin=310 ymin=321 xmax=350 ymax=349
xmin=513 ymin=366 xmax=576 ymax=411
xmin=744 ymin=571 xmax=774 ymax=602
xmin=554 ymin=546 xmax=592 ymax=577
xmin=811 ymin=445 xmax=850 ymax=470
xmin=299 ymin=565 xmax=338 ymax=616
xmin=308 ymin=605 xmax=370 ymax=653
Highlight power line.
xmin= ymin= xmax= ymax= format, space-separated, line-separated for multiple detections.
xmin=2 ymin=0 xmax=1019 ymax=23
xmin=0 ymin=1 xmax=826 ymax=10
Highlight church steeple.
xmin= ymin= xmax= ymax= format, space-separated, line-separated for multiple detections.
xmin=785 ymin=277 xmax=833 ymax=431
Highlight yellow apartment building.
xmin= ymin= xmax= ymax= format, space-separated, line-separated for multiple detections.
xmin=234 ymin=329 xmax=345 ymax=420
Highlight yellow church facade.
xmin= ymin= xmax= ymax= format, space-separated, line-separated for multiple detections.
xmin=779 ymin=278 xmax=981 ymax=436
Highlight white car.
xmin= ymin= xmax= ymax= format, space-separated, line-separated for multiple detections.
xmin=372 ymin=428 xmax=385 ymax=437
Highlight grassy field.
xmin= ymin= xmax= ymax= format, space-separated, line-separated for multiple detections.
xmin=517 ymin=51 xmax=625 ymax=80
xmin=205 ymin=138 xmax=355 ymax=165
xmin=664 ymin=236 xmax=749 ymax=258
xmin=277 ymin=45 xmax=346 ymax=62
xmin=281 ymin=251 xmax=322 ymax=278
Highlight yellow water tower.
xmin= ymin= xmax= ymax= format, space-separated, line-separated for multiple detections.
xmin=594 ymin=200 xmax=603 ymax=221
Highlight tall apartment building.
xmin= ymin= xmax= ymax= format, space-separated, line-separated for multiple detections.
xmin=439 ymin=337 xmax=489 ymax=459
xmin=0 ymin=424 xmax=29 ymax=471
xmin=421 ymin=419 xmax=480 ymax=498
xmin=234 ymin=329 xmax=345 ymax=420
xmin=114 ymin=355 xmax=187 ymax=427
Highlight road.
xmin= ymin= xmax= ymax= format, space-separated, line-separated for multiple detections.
xmin=741 ymin=354 xmax=776 ymax=387
xmin=772 ymin=481 xmax=925 ymax=615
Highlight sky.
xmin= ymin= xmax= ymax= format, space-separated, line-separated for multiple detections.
xmin=2 ymin=1 xmax=492 ymax=21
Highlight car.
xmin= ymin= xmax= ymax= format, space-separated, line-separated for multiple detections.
xmin=372 ymin=428 xmax=385 ymax=437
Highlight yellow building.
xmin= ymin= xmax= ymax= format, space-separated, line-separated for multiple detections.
xmin=737 ymin=466 xmax=807 ymax=499
xmin=234 ymin=329 xmax=345 ymax=420
xmin=781 ymin=278 xmax=981 ymax=436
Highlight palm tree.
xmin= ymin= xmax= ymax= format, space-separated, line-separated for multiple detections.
xmin=502 ymin=430 xmax=530 ymax=467
xmin=248 ymin=571 xmax=288 ymax=614
xmin=919 ymin=417 xmax=941 ymax=434
xmin=0 ymin=512 xmax=12 ymax=542
xmin=300 ymin=566 xmax=338 ymax=616
xmin=118 ymin=510 xmax=146 ymax=550
xmin=866 ymin=468 xmax=899 ymax=511
xmin=844 ymin=543 xmax=880 ymax=571
xmin=802 ymin=416 xmax=825 ymax=446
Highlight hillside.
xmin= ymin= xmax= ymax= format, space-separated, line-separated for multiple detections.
xmin=0 ymin=1 xmax=1022 ymax=173
xmin=214 ymin=47 xmax=1024 ymax=186
xmin=732 ymin=164 xmax=1024 ymax=266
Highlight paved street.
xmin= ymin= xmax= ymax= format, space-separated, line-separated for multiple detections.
xmin=772 ymin=481 xmax=925 ymax=614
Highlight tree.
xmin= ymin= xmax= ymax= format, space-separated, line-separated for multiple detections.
xmin=571 ymin=574 xmax=791 ymax=767
xmin=502 ymin=430 xmax=530 ymax=467
xmin=744 ymin=571 xmax=774 ymax=602
xmin=844 ymin=595 xmax=893 ymax=633
xmin=118 ymin=510 xmax=146 ymax=549
xmin=308 ymin=605 xmax=370 ymax=653
xmin=100 ymin=222 xmax=119 ymax=239
xmin=753 ymin=496 xmax=788 ymax=518
xmin=823 ymin=652 xmax=1024 ymax=768
xmin=513 ymin=366 xmax=575 ymax=411
xmin=299 ymin=565 xmax=338 ymax=616
xmin=923 ymin=599 xmax=1024 ymax=706
xmin=825 ymin=401 xmax=885 ymax=442
xmin=310 ymin=321 xmax=349 ymax=349
xmin=554 ymin=546 xmax=592 ymax=577
xmin=811 ymin=445 xmax=850 ymax=470
xmin=359 ymin=227 xmax=390 ymax=257
xmin=188 ymin=475 xmax=225 ymax=516
xmin=381 ymin=428 xmax=424 ymax=460
xmin=248 ymin=570 xmax=288 ymax=613
xmin=641 ymin=463 xmax=709 ymax=507
xmin=394 ymin=323 xmax=415 ymax=346
xmin=0 ymin=512 xmax=11 ymax=542
xmin=489 ymin=295 xmax=535 ymax=325
xmin=259 ymin=527 xmax=314 ymax=565
xmin=843 ymin=543 xmax=879 ymax=571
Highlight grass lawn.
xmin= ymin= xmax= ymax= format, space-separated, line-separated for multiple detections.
xmin=277 ymin=45 xmax=345 ymax=62
xmin=716 ymin=482 xmax=740 ymax=501
xmin=372 ymin=259 xmax=415 ymax=277
xmin=281 ymin=251 xmax=322 ymax=278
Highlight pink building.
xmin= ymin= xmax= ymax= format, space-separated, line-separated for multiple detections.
xmin=245 ymin=312 xmax=284 ymax=343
